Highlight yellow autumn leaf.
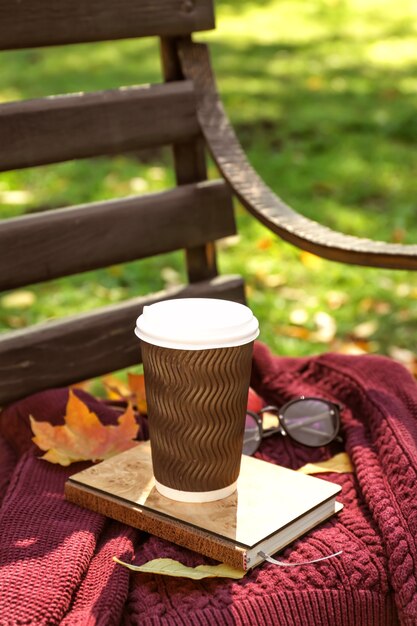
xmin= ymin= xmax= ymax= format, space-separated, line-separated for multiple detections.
xmin=1 ymin=289 xmax=36 ymax=309
xmin=70 ymin=380 xmax=95 ymax=394
xmin=297 ymin=452 xmax=353 ymax=475
xmin=300 ymin=250 xmax=323 ymax=269
xmin=30 ymin=390 xmax=139 ymax=466
xmin=335 ymin=341 xmax=371 ymax=355
xmin=102 ymin=374 xmax=132 ymax=401
xmin=113 ymin=557 xmax=245 ymax=580
xmin=277 ymin=325 xmax=313 ymax=340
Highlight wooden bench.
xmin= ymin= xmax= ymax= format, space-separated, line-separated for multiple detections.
xmin=1 ymin=0 xmax=417 ymax=408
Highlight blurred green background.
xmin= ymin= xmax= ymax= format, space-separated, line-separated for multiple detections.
xmin=1 ymin=0 xmax=416 ymax=372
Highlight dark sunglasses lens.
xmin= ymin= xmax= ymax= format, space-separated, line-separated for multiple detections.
xmin=281 ymin=399 xmax=339 ymax=446
xmin=243 ymin=413 xmax=262 ymax=456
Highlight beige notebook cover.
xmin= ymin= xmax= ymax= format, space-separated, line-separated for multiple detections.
xmin=65 ymin=442 xmax=342 ymax=570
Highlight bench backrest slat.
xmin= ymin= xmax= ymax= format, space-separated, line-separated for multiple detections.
xmin=0 ymin=276 xmax=245 ymax=405
xmin=0 ymin=0 xmax=215 ymax=50
xmin=0 ymin=82 xmax=199 ymax=171
xmin=0 ymin=181 xmax=235 ymax=291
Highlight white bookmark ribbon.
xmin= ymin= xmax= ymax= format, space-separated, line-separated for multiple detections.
xmin=258 ymin=550 xmax=343 ymax=567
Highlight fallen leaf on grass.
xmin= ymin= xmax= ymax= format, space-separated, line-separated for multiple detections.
xmin=277 ymin=325 xmax=312 ymax=340
xmin=359 ymin=298 xmax=391 ymax=315
xmin=289 ymin=308 xmax=309 ymax=325
xmin=4 ymin=315 xmax=27 ymax=329
xmin=388 ymin=346 xmax=417 ymax=378
xmin=297 ymin=452 xmax=353 ymax=475
xmin=30 ymin=390 xmax=139 ymax=465
xmin=391 ymin=227 xmax=406 ymax=244
xmin=113 ymin=557 xmax=245 ymax=579
xmin=326 ymin=291 xmax=349 ymax=311
xmin=1 ymin=290 xmax=36 ymax=309
xmin=312 ymin=311 xmax=337 ymax=343
xmin=334 ymin=339 xmax=377 ymax=355
xmin=263 ymin=274 xmax=286 ymax=288
xmin=256 ymin=236 xmax=273 ymax=250
xmin=352 ymin=320 xmax=378 ymax=339
xmin=161 ymin=266 xmax=182 ymax=288
xmin=300 ymin=251 xmax=323 ymax=269
xmin=278 ymin=312 xmax=337 ymax=344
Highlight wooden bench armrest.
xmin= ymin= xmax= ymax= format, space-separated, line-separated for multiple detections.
xmin=179 ymin=40 xmax=417 ymax=270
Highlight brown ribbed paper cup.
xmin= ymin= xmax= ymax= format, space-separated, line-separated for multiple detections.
xmin=135 ymin=298 xmax=259 ymax=502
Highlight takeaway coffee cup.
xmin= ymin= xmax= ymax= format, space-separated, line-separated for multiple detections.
xmin=135 ymin=298 xmax=259 ymax=503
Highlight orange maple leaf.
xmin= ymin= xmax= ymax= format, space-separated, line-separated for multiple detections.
xmin=101 ymin=372 xmax=147 ymax=415
xmin=30 ymin=390 xmax=139 ymax=466
xmin=127 ymin=373 xmax=147 ymax=415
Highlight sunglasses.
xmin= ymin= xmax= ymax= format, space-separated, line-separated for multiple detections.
xmin=243 ymin=396 xmax=342 ymax=456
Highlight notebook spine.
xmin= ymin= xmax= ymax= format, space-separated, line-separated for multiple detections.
xmin=65 ymin=481 xmax=248 ymax=570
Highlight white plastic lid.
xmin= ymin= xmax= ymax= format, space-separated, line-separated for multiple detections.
xmin=135 ymin=298 xmax=259 ymax=350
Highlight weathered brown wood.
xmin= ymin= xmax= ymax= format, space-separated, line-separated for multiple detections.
xmin=0 ymin=0 xmax=215 ymax=51
xmin=0 ymin=181 xmax=235 ymax=291
xmin=0 ymin=276 xmax=246 ymax=406
xmin=179 ymin=40 xmax=417 ymax=270
xmin=0 ymin=82 xmax=199 ymax=171
xmin=161 ymin=37 xmax=218 ymax=283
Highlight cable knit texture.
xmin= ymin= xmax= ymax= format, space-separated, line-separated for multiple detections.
xmin=0 ymin=342 xmax=416 ymax=625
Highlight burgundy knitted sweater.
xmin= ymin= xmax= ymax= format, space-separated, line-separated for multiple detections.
xmin=0 ymin=343 xmax=417 ymax=625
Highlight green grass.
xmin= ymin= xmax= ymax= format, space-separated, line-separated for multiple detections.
xmin=1 ymin=0 xmax=417 ymax=365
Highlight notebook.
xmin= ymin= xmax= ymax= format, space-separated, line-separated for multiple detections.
xmin=65 ymin=441 xmax=342 ymax=570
